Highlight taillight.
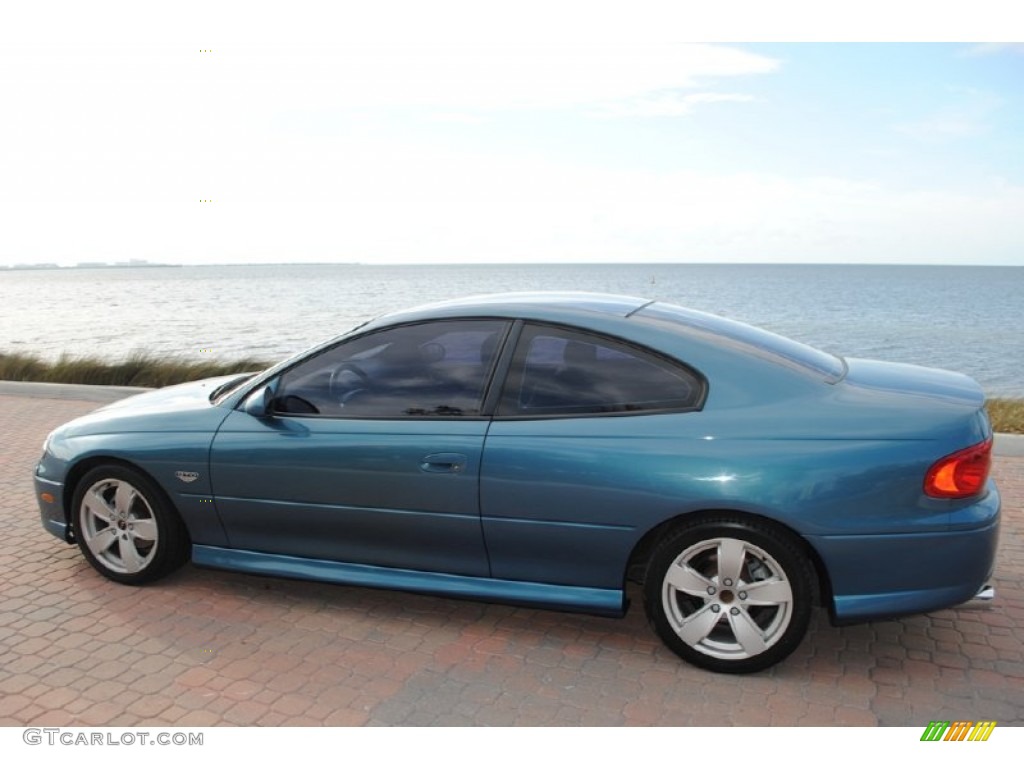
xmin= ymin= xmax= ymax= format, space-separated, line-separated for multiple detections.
xmin=924 ymin=438 xmax=992 ymax=499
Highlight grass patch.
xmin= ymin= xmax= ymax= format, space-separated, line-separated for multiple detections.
xmin=0 ymin=352 xmax=271 ymax=389
xmin=986 ymin=399 xmax=1024 ymax=435
xmin=3 ymin=351 xmax=1023 ymax=434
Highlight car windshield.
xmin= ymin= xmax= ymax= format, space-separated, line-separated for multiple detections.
xmin=639 ymin=302 xmax=846 ymax=382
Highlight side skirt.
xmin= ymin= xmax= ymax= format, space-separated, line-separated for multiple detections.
xmin=192 ymin=544 xmax=627 ymax=617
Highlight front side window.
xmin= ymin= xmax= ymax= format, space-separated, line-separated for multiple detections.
xmin=273 ymin=320 xmax=509 ymax=418
xmin=497 ymin=324 xmax=704 ymax=417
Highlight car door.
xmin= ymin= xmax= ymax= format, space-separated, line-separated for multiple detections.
xmin=480 ymin=323 xmax=706 ymax=588
xmin=210 ymin=319 xmax=510 ymax=576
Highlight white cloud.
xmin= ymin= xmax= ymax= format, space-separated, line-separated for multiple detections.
xmin=895 ymin=116 xmax=986 ymax=139
xmin=5 ymin=1 xmax=1018 ymax=49
xmin=894 ymin=88 xmax=1003 ymax=142
xmin=187 ymin=44 xmax=778 ymax=112
xmin=958 ymin=42 xmax=1024 ymax=57
xmin=0 ymin=43 xmax=777 ymax=208
xmin=596 ymin=92 xmax=756 ymax=118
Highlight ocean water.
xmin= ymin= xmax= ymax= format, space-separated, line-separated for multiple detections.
xmin=3 ymin=263 xmax=1023 ymax=396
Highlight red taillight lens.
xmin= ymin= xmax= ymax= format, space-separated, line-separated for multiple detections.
xmin=924 ymin=438 xmax=992 ymax=499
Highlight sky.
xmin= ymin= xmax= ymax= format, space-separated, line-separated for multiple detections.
xmin=1 ymin=2 xmax=1023 ymax=267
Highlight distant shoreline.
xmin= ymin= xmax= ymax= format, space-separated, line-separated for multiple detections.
xmin=2 ymin=261 xmax=1021 ymax=271
xmin=0 ymin=262 xmax=182 ymax=271
xmin=0 ymin=262 xmax=371 ymax=271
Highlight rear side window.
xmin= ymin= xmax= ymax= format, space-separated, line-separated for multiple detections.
xmin=497 ymin=324 xmax=704 ymax=417
xmin=639 ymin=302 xmax=845 ymax=382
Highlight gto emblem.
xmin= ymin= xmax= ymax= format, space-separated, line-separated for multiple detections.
xmin=175 ymin=471 xmax=199 ymax=484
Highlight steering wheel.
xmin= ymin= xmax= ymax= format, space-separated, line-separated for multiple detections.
xmin=329 ymin=362 xmax=371 ymax=403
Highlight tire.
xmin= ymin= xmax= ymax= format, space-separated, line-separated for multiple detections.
xmin=643 ymin=517 xmax=813 ymax=674
xmin=72 ymin=465 xmax=190 ymax=585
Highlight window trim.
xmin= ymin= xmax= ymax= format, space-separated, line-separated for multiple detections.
xmin=492 ymin=321 xmax=708 ymax=421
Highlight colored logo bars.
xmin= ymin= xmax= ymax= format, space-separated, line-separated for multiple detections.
xmin=920 ymin=721 xmax=997 ymax=742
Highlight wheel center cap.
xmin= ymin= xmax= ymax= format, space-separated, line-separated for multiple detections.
xmin=719 ymin=590 xmax=735 ymax=604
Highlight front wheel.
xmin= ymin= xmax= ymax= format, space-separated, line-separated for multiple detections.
xmin=72 ymin=465 xmax=190 ymax=585
xmin=644 ymin=518 xmax=813 ymax=674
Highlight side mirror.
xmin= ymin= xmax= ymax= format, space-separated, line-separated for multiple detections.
xmin=243 ymin=381 xmax=277 ymax=417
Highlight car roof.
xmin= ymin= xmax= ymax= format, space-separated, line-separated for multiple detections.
xmin=380 ymin=292 xmax=651 ymax=323
xmin=373 ymin=292 xmax=844 ymax=384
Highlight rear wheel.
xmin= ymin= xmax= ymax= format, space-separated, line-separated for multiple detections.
xmin=72 ymin=465 xmax=189 ymax=585
xmin=644 ymin=518 xmax=813 ymax=673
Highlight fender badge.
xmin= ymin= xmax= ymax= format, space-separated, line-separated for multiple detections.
xmin=175 ymin=471 xmax=199 ymax=484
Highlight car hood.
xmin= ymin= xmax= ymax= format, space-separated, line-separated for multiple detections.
xmin=57 ymin=376 xmax=240 ymax=437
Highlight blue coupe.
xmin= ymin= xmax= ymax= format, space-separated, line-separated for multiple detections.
xmin=34 ymin=293 xmax=1000 ymax=673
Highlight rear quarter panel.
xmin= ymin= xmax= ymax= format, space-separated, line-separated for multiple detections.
xmin=479 ymin=321 xmax=993 ymax=592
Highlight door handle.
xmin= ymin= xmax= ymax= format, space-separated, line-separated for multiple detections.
xmin=419 ymin=453 xmax=468 ymax=474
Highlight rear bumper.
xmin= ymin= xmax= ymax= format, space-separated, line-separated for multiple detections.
xmin=808 ymin=485 xmax=1000 ymax=625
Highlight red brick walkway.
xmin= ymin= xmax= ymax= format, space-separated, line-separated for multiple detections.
xmin=1 ymin=393 xmax=1021 ymax=726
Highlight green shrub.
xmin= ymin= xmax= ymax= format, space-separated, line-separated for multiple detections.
xmin=0 ymin=352 xmax=270 ymax=388
xmin=986 ymin=399 xmax=1024 ymax=436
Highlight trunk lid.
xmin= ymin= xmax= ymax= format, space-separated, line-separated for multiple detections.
xmin=841 ymin=358 xmax=985 ymax=408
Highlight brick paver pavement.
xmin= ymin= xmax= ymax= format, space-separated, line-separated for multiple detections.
xmin=1 ymin=393 xmax=1021 ymax=726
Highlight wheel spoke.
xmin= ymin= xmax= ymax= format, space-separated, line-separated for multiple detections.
xmin=114 ymin=483 xmax=137 ymax=516
xmin=742 ymin=578 xmax=792 ymax=606
xmin=130 ymin=518 xmax=158 ymax=541
xmin=677 ymin=604 xmax=723 ymax=646
xmin=727 ymin=607 xmax=768 ymax=656
xmin=119 ymin=535 xmax=145 ymax=572
xmin=717 ymin=538 xmax=746 ymax=586
xmin=85 ymin=527 xmax=119 ymax=557
xmin=84 ymin=490 xmax=115 ymax=524
xmin=665 ymin=562 xmax=716 ymax=597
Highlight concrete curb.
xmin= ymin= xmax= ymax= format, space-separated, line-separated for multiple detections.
xmin=3 ymin=379 xmax=1023 ymax=456
xmin=0 ymin=380 xmax=149 ymax=403
xmin=996 ymin=432 xmax=1024 ymax=457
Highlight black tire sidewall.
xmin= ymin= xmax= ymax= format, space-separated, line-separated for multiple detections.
xmin=644 ymin=519 xmax=813 ymax=674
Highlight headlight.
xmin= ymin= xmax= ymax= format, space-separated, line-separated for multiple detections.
xmin=42 ymin=430 xmax=55 ymax=455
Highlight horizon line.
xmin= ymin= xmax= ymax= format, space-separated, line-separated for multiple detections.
xmin=2 ymin=260 xmax=1022 ymax=270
